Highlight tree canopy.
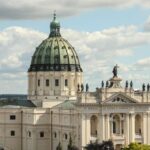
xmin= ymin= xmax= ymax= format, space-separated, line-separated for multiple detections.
xmin=67 ymin=136 xmax=79 ymax=150
xmin=84 ymin=140 xmax=114 ymax=150
xmin=123 ymin=143 xmax=150 ymax=150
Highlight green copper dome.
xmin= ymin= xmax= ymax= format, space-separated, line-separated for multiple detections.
xmin=28 ymin=13 xmax=82 ymax=72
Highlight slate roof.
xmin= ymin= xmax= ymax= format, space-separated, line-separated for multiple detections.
xmin=0 ymin=99 xmax=36 ymax=108
xmin=0 ymin=94 xmax=27 ymax=100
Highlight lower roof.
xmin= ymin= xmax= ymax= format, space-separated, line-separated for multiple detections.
xmin=0 ymin=99 xmax=36 ymax=108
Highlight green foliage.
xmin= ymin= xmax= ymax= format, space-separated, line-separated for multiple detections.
xmin=67 ymin=136 xmax=79 ymax=150
xmin=56 ymin=142 xmax=62 ymax=150
xmin=123 ymin=143 xmax=150 ymax=150
xmin=84 ymin=140 xmax=114 ymax=150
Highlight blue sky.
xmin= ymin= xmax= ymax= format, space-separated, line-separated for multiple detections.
xmin=0 ymin=6 xmax=150 ymax=32
xmin=0 ymin=1 xmax=150 ymax=93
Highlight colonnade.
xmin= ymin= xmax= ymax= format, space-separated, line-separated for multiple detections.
xmin=81 ymin=112 xmax=150 ymax=148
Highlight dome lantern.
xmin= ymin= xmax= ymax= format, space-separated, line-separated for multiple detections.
xmin=49 ymin=12 xmax=61 ymax=37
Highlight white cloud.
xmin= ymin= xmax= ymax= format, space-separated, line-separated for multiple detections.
xmin=0 ymin=23 xmax=150 ymax=93
xmin=114 ymin=49 xmax=133 ymax=57
xmin=0 ymin=27 xmax=46 ymax=71
xmin=136 ymin=57 xmax=150 ymax=66
xmin=0 ymin=0 xmax=149 ymax=19
xmin=0 ymin=27 xmax=46 ymax=93
xmin=144 ymin=16 xmax=150 ymax=31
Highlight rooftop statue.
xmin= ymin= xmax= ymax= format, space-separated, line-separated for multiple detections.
xmin=86 ymin=83 xmax=89 ymax=92
xmin=112 ymin=64 xmax=119 ymax=77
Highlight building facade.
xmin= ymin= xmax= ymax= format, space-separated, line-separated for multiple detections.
xmin=0 ymin=14 xmax=150 ymax=150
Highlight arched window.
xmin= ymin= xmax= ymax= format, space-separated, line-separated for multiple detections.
xmin=90 ymin=115 xmax=98 ymax=136
xmin=54 ymin=132 xmax=57 ymax=138
xmin=113 ymin=115 xmax=120 ymax=134
xmin=28 ymin=131 xmax=31 ymax=137
xmin=46 ymin=79 xmax=49 ymax=86
xmin=135 ymin=114 xmax=142 ymax=135
xmin=64 ymin=133 xmax=68 ymax=140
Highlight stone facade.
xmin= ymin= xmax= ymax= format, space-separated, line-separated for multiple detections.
xmin=1 ymin=75 xmax=150 ymax=150
xmin=28 ymin=71 xmax=83 ymax=106
xmin=0 ymin=15 xmax=150 ymax=150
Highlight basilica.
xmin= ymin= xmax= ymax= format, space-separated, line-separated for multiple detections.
xmin=0 ymin=14 xmax=150 ymax=150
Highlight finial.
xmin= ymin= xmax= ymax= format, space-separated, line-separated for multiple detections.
xmin=86 ymin=83 xmax=89 ymax=92
xmin=49 ymin=11 xmax=61 ymax=37
xmin=106 ymin=81 xmax=109 ymax=88
xmin=77 ymin=84 xmax=80 ymax=92
xmin=101 ymin=81 xmax=104 ymax=88
xmin=147 ymin=84 xmax=150 ymax=92
xmin=130 ymin=81 xmax=133 ymax=89
xmin=142 ymin=83 xmax=146 ymax=91
xmin=53 ymin=10 xmax=56 ymax=20
xmin=125 ymin=81 xmax=128 ymax=88
xmin=81 ymin=84 xmax=84 ymax=92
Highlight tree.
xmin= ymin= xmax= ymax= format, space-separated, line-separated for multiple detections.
xmin=84 ymin=140 xmax=114 ymax=150
xmin=123 ymin=143 xmax=150 ymax=150
xmin=68 ymin=136 xmax=79 ymax=150
xmin=56 ymin=142 xmax=62 ymax=150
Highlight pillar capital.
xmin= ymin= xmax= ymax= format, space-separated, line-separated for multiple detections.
xmin=129 ymin=112 xmax=135 ymax=117
xmin=100 ymin=113 xmax=105 ymax=117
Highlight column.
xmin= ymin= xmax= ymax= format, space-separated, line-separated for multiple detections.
xmin=70 ymin=74 xmax=74 ymax=95
xmin=120 ymin=119 xmax=122 ymax=135
xmin=105 ymin=114 xmax=110 ymax=140
xmin=125 ymin=113 xmax=129 ymax=145
xmin=33 ymin=74 xmax=36 ymax=95
xmin=129 ymin=113 xmax=135 ymax=143
xmin=147 ymin=112 xmax=150 ymax=144
xmin=32 ymin=130 xmax=37 ymax=150
xmin=86 ymin=115 xmax=91 ymax=144
xmin=143 ymin=113 xmax=147 ymax=144
xmin=60 ymin=74 xmax=64 ymax=95
xmin=50 ymin=74 xmax=53 ymax=95
xmin=81 ymin=114 xmax=89 ymax=148
xmin=110 ymin=118 xmax=113 ymax=139
xmin=99 ymin=114 xmax=105 ymax=142
xmin=41 ymin=74 xmax=44 ymax=95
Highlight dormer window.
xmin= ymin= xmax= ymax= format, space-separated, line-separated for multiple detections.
xmin=54 ymin=56 xmax=59 ymax=64
xmin=62 ymin=46 xmax=65 ymax=49
xmin=64 ymin=55 xmax=67 ymax=58
xmin=37 ymin=55 xmax=42 ymax=64
xmin=45 ymin=56 xmax=50 ymax=64
xmin=54 ymin=46 xmax=59 ymax=49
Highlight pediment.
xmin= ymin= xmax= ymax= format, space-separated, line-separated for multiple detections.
xmin=102 ymin=93 xmax=138 ymax=104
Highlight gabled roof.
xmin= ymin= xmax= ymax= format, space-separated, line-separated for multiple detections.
xmin=102 ymin=92 xmax=139 ymax=104
xmin=52 ymin=100 xmax=76 ymax=110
